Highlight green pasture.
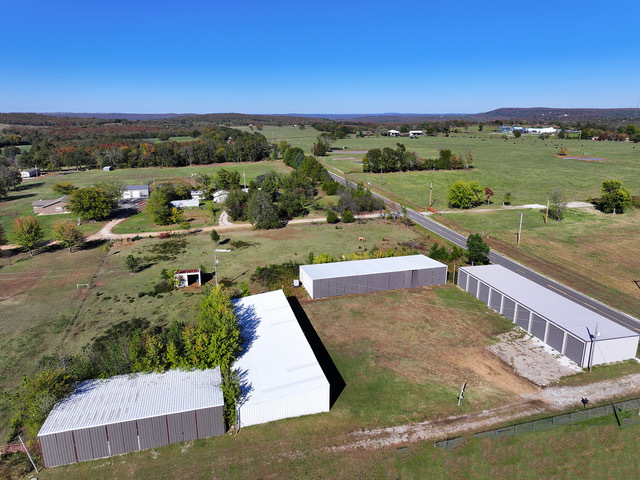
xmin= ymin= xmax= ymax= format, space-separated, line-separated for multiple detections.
xmin=112 ymin=202 xmax=222 ymax=234
xmin=237 ymin=125 xmax=321 ymax=151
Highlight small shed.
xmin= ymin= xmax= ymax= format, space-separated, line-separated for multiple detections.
xmin=21 ymin=167 xmax=40 ymax=178
xmin=457 ymin=265 xmax=640 ymax=367
xmin=409 ymin=130 xmax=424 ymax=137
xmin=213 ymin=190 xmax=228 ymax=203
xmin=174 ymin=269 xmax=201 ymax=287
xmin=388 ymin=129 xmax=401 ymax=137
xmin=122 ymin=185 xmax=149 ymax=199
xmin=38 ymin=368 xmax=224 ymax=468
xmin=102 ymin=166 xmax=112 ymax=172
xmin=299 ymin=255 xmax=447 ymax=300
xmin=233 ymin=290 xmax=330 ymax=428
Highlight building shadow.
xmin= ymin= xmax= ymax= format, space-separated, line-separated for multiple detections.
xmin=287 ymin=296 xmax=345 ymax=408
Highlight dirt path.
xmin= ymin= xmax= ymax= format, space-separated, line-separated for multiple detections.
xmin=329 ymin=373 xmax=640 ymax=451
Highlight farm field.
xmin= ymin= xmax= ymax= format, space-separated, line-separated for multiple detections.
xmin=0 ymin=161 xmax=292 ymax=243
xmin=437 ymin=207 xmax=640 ymax=319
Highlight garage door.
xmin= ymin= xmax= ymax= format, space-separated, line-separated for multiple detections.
xmin=457 ymin=270 xmax=468 ymax=290
xmin=564 ymin=334 xmax=585 ymax=366
xmin=547 ymin=323 xmax=565 ymax=352
xmin=502 ymin=297 xmax=516 ymax=321
xmin=515 ymin=305 xmax=531 ymax=330
xmin=531 ymin=313 xmax=547 ymax=340
xmin=478 ymin=282 xmax=490 ymax=304
xmin=489 ymin=289 xmax=502 ymax=311
xmin=467 ymin=276 xmax=478 ymax=296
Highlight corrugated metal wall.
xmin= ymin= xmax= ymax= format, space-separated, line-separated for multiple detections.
xmin=304 ymin=266 xmax=447 ymax=299
xmin=40 ymin=409 xmax=225 ymax=468
xmin=238 ymin=386 xmax=330 ymax=428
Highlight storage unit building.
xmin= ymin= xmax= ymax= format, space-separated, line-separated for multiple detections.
xmin=458 ymin=265 xmax=639 ymax=367
xmin=122 ymin=184 xmax=149 ymax=199
xmin=38 ymin=368 xmax=224 ymax=468
xmin=233 ymin=290 xmax=330 ymax=428
xmin=299 ymin=255 xmax=447 ymax=300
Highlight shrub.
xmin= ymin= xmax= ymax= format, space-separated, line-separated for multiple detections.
xmin=341 ymin=210 xmax=355 ymax=223
xmin=210 ymin=229 xmax=220 ymax=243
xmin=125 ymin=254 xmax=142 ymax=273
xmin=326 ymin=210 xmax=339 ymax=224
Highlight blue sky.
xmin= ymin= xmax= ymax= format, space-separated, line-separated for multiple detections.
xmin=2 ymin=0 xmax=639 ymax=114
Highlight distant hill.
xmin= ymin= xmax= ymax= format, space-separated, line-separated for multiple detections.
xmin=44 ymin=112 xmax=191 ymax=121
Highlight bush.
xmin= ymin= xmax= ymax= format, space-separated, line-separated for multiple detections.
xmin=341 ymin=210 xmax=355 ymax=223
xmin=326 ymin=210 xmax=339 ymax=224
xmin=125 ymin=254 xmax=142 ymax=273
xmin=210 ymin=229 xmax=220 ymax=243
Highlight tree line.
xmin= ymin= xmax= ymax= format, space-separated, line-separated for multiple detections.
xmin=362 ymin=144 xmax=474 ymax=173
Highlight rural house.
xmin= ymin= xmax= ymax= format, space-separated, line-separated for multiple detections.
xmin=122 ymin=184 xmax=149 ymax=199
xmin=32 ymin=196 xmax=69 ymax=215
xmin=20 ymin=167 xmax=40 ymax=178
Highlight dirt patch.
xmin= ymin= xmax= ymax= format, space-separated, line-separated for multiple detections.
xmin=489 ymin=332 xmax=582 ymax=386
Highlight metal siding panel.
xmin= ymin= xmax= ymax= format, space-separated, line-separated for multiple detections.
xmin=516 ymin=305 xmax=531 ymax=330
xmin=196 ymin=407 xmax=225 ymax=438
xmin=478 ymin=282 xmax=490 ymax=304
xmin=411 ymin=270 xmax=419 ymax=288
xmin=390 ymin=272 xmax=403 ymax=290
xmin=55 ymin=431 xmax=77 ymax=466
xmin=345 ymin=275 xmax=360 ymax=295
xmin=121 ymin=421 xmax=139 ymax=453
xmin=457 ymin=270 xmax=468 ymax=290
xmin=403 ymin=271 xmax=412 ymax=288
xmin=547 ymin=324 xmax=565 ymax=352
xmin=167 ymin=413 xmax=183 ymax=444
xmin=489 ymin=290 xmax=502 ymax=311
xmin=181 ymin=412 xmax=198 ymax=442
xmin=107 ymin=423 xmax=126 ymax=456
xmin=89 ymin=426 xmax=109 ymax=459
xmin=138 ymin=416 xmax=168 ymax=450
xmin=564 ymin=334 xmax=585 ymax=365
xmin=73 ymin=428 xmax=93 ymax=462
xmin=531 ymin=314 xmax=547 ymax=340
xmin=39 ymin=435 xmax=57 ymax=468
xmin=502 ymin=297 xmax=516 ymax=321
xmin=436 ymin=267 xmax=447 ymax=285
xmin=467 ymin=276 xmax=478 ymax=296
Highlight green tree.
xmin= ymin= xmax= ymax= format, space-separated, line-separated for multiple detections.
xmin=278 ymin=190 xmax=306 ymax=219
xmin=247 ymin=190 xmax=281 ymax=229
xmin=547 ymin=189 xmax=566 ymax=221
xmin=599 ymin=179 xmax=632 ymax=214
xmin=68 ymin=187 xmax=118 ymax=220
xmin=0 ymin=165 xmax=21 ymax=190
xmin=326 ymin=210 xmax=339 ymax=224
xmin=13 ymin=216 xmax=44 ymax=256
xmin=182 ymin=286 xmax=243 ymax=372
xmin=466 ymin=233 xmax=490 ymax=265
xmin=513 ymin=130 xmax=522 ymax=138
xmin=341 ymin=209 xmax=355 ymax=223
xmin=447 ymin=181 xmax=483 ymax=209
xmin=146 ymin=188 xmax=173 ymax=225
xmin=52 ymin=181 xmax=77 ymax=195
xmin=170 ymin=206 xmax=184 ymax=224
xmin=224 ymin=188 xmax=248 ymax=221
xmin=210 ymin=229 xmax=220 ymax=243
xmin=125 ymin=254 xmax=143 ymax=273
xmin=52 ymin=220 xmax=83 ymax=253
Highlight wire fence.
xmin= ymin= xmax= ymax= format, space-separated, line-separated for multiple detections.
xmin=434 ymin=398 xmax=640 ymax=450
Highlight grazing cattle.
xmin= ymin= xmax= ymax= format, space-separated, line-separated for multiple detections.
xmin=358 ymin=237 xmax=366 ymax=242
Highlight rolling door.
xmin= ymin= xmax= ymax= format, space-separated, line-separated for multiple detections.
xmin=457 ymin=270 xmax=468 ymax=290
xmin=502 ymin=297 xmax=516 ymax=321
xmin=489 ymin=289 xmax=502 ymax=311
xmin=467 ymin=276 xmax=478 ymax=297
xmin=547 ymin=323 xmax=565 ymax=353
xmin=564 ymin=334 xmax=585 ymax=365
xmin=531 ymin=313 xmax=547 ymax=340
xmin=515 ymin=305 xmax=531 ymax=330
xmin=478 ymin=282 xmax=490 ymax=304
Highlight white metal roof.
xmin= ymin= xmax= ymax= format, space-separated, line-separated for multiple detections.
xmin=300 ymin=255 xmax=446 ymax=281
xmin=39 ymin=367 xmax=223 ymax=436
xmin=233 ymin=290 xmax=329 ymax=409
xmin=124 ymin=184 xmax=149 ymax=190
xmin=460 ymin=265 xmax=638 ymax=342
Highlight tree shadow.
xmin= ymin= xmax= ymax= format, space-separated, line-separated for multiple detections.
xmin=235 ymin=303 xmax=260 ymax=358
xmin=7 ymin=192 xmax=36 ymax=201
xmin=287 ymin=296 xmax=345 ymax=408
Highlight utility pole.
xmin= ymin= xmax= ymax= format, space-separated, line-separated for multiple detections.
xmin=19 ymin=435 xmax=38 ymax=473
xmin=588 ymin=322 xmax=599 ymax=372
xmin=517 ymin=213 xmax=523 ymax=246
xmin=545 ymin=200 xmax=549 ymax=225
xmin=214 ymin=254 xmax=219 ymax=287
xmin=429 ymin=182 xmax=433 ymax=208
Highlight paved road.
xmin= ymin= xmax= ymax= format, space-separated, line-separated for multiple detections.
xmin=328 ymin=171 xmax=640 ymax=333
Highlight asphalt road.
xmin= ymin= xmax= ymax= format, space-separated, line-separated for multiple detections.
xmin=328 ymin=171 xmax=640 ymax=334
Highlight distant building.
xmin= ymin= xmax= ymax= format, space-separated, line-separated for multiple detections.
xmin=190 ymin=190 xmax=203 ymax=200
xmin=32 ymin=196 xmax=69 ymax=215
xmin=213 ymin=190 xmax=229 ymax=203
xmin=388 ymin=129 xmax=401 ymax=137
xmin=20 ymin=167 xmax=40 ymax=178
xmin=498 ymin=126 xmax=513 ymax=133
xmin=122 ymin=185 xmax=149 ymax=199
xmin=170 ymin=199 xmax=199 ymax=208
xmin=102 ymin=166 xmax=112 ymax=172
xmin=409 ymin=130 xmax=424 ymax=138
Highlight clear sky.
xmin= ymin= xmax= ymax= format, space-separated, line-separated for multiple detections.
xmin=2 ymin=0 xmax=639 ymax=114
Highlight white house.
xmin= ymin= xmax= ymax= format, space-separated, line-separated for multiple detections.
xmin=191 ymin=190 xmax=203 ymax=200
xmin=122 ymin=185 xmax=149 ymax=199
xmin=213 ymin=190 xmax=229 ymax=203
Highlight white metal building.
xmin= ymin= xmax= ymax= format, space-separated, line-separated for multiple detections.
xmin=122 ymin=184 xmax=149 ymax=199
xmin=170 ymin=199 xmax=199 ymax=208
xmin=299 ymin=255 xmax=447 ymax=300
xmin=458 ymin=265 xmax=639 ymax=367
xmin=38 ymin=368 xmax=225 ymax=468
xmin=233 ymin=290 xmax=330 ymax=428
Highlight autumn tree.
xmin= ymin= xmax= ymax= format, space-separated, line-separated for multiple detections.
xmin=52 ymin=220 xmax=83 ymax=253
xmin=13 ymin=216 xmax=44 ymax=256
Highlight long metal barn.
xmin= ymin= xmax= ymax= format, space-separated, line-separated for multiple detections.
xmin=38 ymin=368 xmax=225 ymax=468
xmin=458 ymin=265 xmax=639 ymax=367
xmin=299 ymin=254 xmax=447 ymax=299
xmin=233 ymin=290 xmax=330 ymax=427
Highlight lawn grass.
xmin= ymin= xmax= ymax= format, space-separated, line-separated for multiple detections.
xmin=111 ymin=202 xmax=221 ymax=234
